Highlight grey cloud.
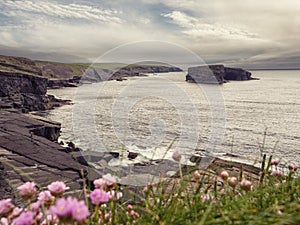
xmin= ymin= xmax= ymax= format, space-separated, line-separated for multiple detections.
xmin=0 ymin=0 xmax=299 ymax=68
xmin=2 ymin=0 xmax=122 ymax=24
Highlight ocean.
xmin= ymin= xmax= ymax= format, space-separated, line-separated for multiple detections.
xmin=46 ymin=70 xmax=300 ymax=166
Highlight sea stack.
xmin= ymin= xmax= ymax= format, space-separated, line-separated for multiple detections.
xmin=186 ymin=65 xmax=252 ymax=84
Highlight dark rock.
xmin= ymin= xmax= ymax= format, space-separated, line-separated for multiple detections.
xmin=72 ymin=151 xmax=112 ymax=166
xmin=109 ymin=152 xmax=120 ymax=158
xmin=67 ymin=141 xmax=76 ymax=149
xmin=0 ymin=71 xmax=47 ymax=97
xmin=186 ymin=65 xmax=253 ymax=84
xmin=29 ymin=123 xmax=61 ymax=142
xmin=0 ymin=71 xmax=70 ymax=112
xmin=190 ymin=155 xmax=202 ymax=164
xmin=224 ymin=67 xmax=252 ymax=81
xmin=59 ymin=140 xmax=65 ymax=145
xmin=128 ymin=152 xmax=139 ymax=160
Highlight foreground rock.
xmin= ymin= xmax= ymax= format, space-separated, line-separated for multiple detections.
xmin=186 ymin=64 xmax=255 ymax=84
xmin=0 ymin=110 xmax=98 ymax=202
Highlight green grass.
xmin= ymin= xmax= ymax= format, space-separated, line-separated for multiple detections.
xmin=108 ymin=171 xmax=299 ymax=225
xmin=84 ymin=154 xmax=299 ymax=225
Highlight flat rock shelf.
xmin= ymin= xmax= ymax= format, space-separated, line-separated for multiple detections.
xmin=0 ymin=110 xmax=98 ymax=203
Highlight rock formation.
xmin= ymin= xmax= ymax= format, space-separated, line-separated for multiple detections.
xmin=186 ymin=65 xmax=254 ymax=84
xmin=0 ymin=110 xmax=98 ymax=201
xmin=0 ymin=70 xmax=69 ymax=112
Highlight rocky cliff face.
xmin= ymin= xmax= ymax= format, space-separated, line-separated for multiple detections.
xmin=186 ymin=65 xmax=253 ymax=84
xmin=224 ymin=67 xmax=252 ymax=81
xmin=186 ymin=65 xmax=225 ymax=84
xmin=0 ymin=70 xmax=68 ymax=112
xmin=0 ymin=71 xmax=47 ymax=97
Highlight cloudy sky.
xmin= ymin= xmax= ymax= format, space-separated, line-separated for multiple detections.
xmin=0 ymin=0 xmax=299 ymax=68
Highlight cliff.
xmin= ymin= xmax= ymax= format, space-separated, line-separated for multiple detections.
xmin=0 ymin=70 xmax=68 ymax=112
xmin=0 ymin=55 xmax=182 ymax=88
xmin=186 ymin=65 xmax=254 ymax=84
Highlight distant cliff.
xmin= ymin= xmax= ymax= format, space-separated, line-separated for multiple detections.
xmin=186 ymin=65 xmax=255 ymax=84
xmin=0 ymin=55 xmax=182 ymax=88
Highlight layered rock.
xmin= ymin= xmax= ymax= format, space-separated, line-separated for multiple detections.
xmin=0 ymin=111 xmax=97 ymax=201
xmin=0 ymin=70 xmax=69 ymax=112
xmin=186 ymin=65 xmax=254 ymax=84
xmin=224 ymin=67 xmax=252 ymax=80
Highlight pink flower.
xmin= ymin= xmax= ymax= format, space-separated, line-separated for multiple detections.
xmin=172 ymin=150 xmax=182 ymax=162
xmin=0 ymin=199 xmax=14 ymax=216
xmin=271 ymin=159 xmax=280 ymax=166
xmin=49 ymin=196 xmax=89 ymax=223
xmin=201 ymin=194 xmax=211 ymax=202
xmin=38 ymin=191 xmax=54 ymax=206
xmin=94 ymin=174 xmax=118 ymax=189
xmin=240 ymin=179 xmax=252 ymax=192
xmin=220 ymin=171 xmax=229 ymax=181
xmin=104 ymin=212 xmax=111 ymax=220
xmin=288 ymin=164 xmax=298 ymax=171
xmin=102 ymin=174 xmax=117 ymax=187
xmin=219 ymin=189 xmax=226 ymax=195
xmin=228 ymin=177 xmax=238 ymax=188
xmin=129 ymin=210 xmax=140 ymax=217
xmin=90 ymin=189 xmax=110 ymax=205
xmin=108 ymin=190 xmax=123 ymax=200
xmin=49 ymin=197 xmax=73 ymax=221
xmin=47 ymin=181 xmax=69 ymax=197
xmin=17 ymin=182 xmax=36 ymax=200
xmin=71 ymin=200 xmax=90 ymax=223
xmin=41 ymin=214 xmax=58 ymax=225
xmin=12 ymin=211 xmax=35 ymax=225
xmin=94 ymin=178 xmax=107 ymax=189
xmin=194 ymin=170 xmax=201 ymax=180
xmin=270 ymin=170 xmax=283 ymax=177
xmin=30 ymin=202 xmax=41 ymax=212
xmin=10 ymin=207 xmax=22 ymax=219
xmin=1 ymin=218 xmax=9 ymax=225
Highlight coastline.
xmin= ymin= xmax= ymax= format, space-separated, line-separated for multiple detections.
xmin=0 ymin=56 xmax=268 ymax=200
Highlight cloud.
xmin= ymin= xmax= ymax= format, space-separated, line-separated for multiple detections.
xmin=1 ymin=0 xmax=122 ymax=24
xmin=163 ymin=11 xmax=258 ymax=40
xmin=0 ymin=0 xmax=299 ymax=68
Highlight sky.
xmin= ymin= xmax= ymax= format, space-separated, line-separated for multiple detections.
xmin=0 ymin=0 xmax=300 ymax=69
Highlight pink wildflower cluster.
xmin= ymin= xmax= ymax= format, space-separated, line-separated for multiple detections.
xmin=49 ymin=196 xmax=89 ymax=224
xmin=89 ymin=173 xmax=125 ymax=223
xmin=270 ymin=161 xmax=298 ymax=178
xmin=0 ymin=174 xmax=123 ymax=225
xmin=218 ymin=170 xmax=253 ymax=193
xmin=126 ymin=204 xmax=140 ymax=224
